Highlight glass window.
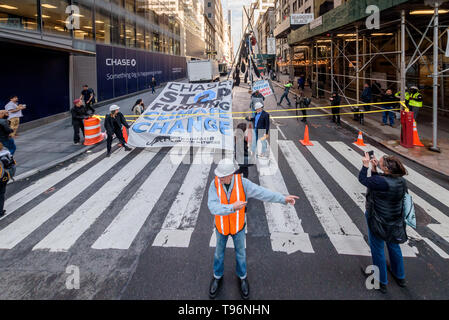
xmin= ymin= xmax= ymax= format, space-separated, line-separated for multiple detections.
xmin=0 ymin=0 xmax=38 ymax=31
xmin=136 ymin=25 xmax=144 ymax=49
xmin=41 ymin=0 xmax=71 ymax=37
xmin=95 ymin=8 xmax=111 ymax=44
xmin=153 ymin=32 xmax=159 ymax=52
xmin=72 ymin=1 xmax=94 ymax=40
xmin=125 ymin=18 xmax=136 ymax=47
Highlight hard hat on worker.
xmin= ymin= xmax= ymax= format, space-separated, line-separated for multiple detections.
xmin=109 ymin=105 xmax=120 ymax=112
xmin=215 ymin=158 xmax=239 ymax=178
xmin=254 ymin=102 xmax=264 ymax=110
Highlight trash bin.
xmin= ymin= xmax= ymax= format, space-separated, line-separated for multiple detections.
xmin=400 ymin=111 xmax=414 ymax=148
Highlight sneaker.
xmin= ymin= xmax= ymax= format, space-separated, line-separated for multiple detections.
xmin=74 ymin=142 xmax=81 ymax=145
xmin=106 ymin=152 xmax=111 ymax=158
xmin=124 ymin=146 xmax=132 ymax=151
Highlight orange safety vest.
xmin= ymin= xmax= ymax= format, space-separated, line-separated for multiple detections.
xmin=214 ymin=174 xmax=246 ymax=236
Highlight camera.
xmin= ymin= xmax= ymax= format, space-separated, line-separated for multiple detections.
xmin=368 ymin=151 xmax=374 ymax=159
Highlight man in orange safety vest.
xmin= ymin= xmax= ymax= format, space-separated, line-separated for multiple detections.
xmin=207 ymin=158 xmax=299 ymax=299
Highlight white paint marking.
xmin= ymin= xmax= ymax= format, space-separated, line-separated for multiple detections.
xmin=152 ymin=152 xmax=212 ymax=248
xmin=91 ymin=147 xmax=188 ymax=250
xmin=0 ymin=150 xmax=128 ymax=249
xmin=329 ymin=141 xmax=448 ymax=258
xmin=279 ymin=140 xmax=371 ymax=256
xmin=276 ymin=125 xmax=287 ymax=140
xmin=4 ymin=149 xmax=106 ymax=217
xmin=33 ymin=150 xmax=157 ymax=252
xmin=257 ymin=144 xmax=314 ymax=254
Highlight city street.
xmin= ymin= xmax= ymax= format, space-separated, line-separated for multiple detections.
xmin=0 ymin=82 xmax=448 ymax=300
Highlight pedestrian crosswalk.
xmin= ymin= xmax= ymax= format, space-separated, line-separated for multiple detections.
xmin=2 ymin=138 xmax=449 ymax=261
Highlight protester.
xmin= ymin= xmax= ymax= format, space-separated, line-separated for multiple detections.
xmin=208 ymin=158 xmax=299 ymax=299
xmin=360 ymin=83 xmax=373 ymax=125
xmin=381 ymin=89 xmax=399 ymax=127
xmin=0 ymin=142 xmax=15 ymax=217
xmin=4 ymin=95 xmax=26 ymax=137
xmin=278 ymin=80 xmax=293 ymax=107
xmin=150 ymin=77 xmax=157 ymax=94
xmin=297 ymin=93 xmax=311 ymax=123
xmin=329 ymin=91 xmax=341 ymax=125
xmin=104 ymin=105 xmax=132 ymax=157
xmin=297 ymin=74 xmax=305 ymax=91
xmin=359 ymin=152 xmax=408 ymax=294
xmin=132 ymin=99 xmax=145 ymax=116
xmin=234 ymin=123 xmax=251 ymax=178
xmin=71 ymin=99 xmax=92 ymax=145
xmin=80 ymin=85 xmax=96 ymax=110
xmin=245 ymin=102 xmax=270 ymax=159
xmin=0 ymin=110 xmax=16 ymax=155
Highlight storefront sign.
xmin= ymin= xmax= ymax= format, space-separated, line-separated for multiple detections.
xmin=291 ymin=14 xmax=314 ymax=25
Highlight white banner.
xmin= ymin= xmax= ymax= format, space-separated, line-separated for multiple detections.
xmin=252 ymin=80 xmax=273 ymax=97
xmin=128 ymin=81 xmax=234 ymax=150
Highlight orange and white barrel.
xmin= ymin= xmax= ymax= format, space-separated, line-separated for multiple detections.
xmin=83 ymin=117 xmax=105 ymax=146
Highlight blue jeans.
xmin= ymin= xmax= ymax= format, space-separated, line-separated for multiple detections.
xmin=279 ymin=93 xmax=291 ymax=105
xmin=365 ymin=212 xmax=405 ymax=285
xmin=1 ymin=138 xmax=16 ymax=155
xmin=251 ymin=131 xmax=268 ymax=155
xmin=382 ymin=107 xmax=395 ymax=125
xmin=213 ymin=228 xmax=247 ymax=280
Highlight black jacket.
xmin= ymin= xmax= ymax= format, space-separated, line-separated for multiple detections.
xmin=381 ymin=94 xmax=399 ymax=109
xmin=246 ymin=110 xmax=270 ymax=136
xmin=71 ymin=105 xmax=94 ymax=124
xmin=105 ymin=112 xmax=130 ymax=134
xmin=0 ymin=118 xmax=13 ymax=140
xmin=366 ymin=175 xmax=408 ymax=244
xmin=330 ymin=95 xmax=341 ymax=106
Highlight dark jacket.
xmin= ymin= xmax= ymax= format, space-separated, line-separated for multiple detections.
xmin=246 ymin=110 xmax=270 ymax=136
xmin=150 ymin=79 xmax=157 ymax=87
xmin=0 ymin=118 xmax=13 ymax=140
xmin=330 ymin=95 xmax=341 ymax=106
xmin=363 ymin=170 xmax=408 ymax=244
xmin=361 ymin=87 xmax=372 ymax=103
xmin=71 ymin=105 xmax=90 ymax=124
xmin=105 ymin=112 xmax=130 ymax=134
xmin=381 ymin=93 xmax=399 ymax=109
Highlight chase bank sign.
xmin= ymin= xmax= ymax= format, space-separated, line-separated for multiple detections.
xmin=106 ymin=58 xmax=137 ymax=67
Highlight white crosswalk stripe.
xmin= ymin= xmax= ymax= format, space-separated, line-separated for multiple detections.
xmin=91 ymin=147 xmax=188 ymax=250
xmin=152 ymin=151 xmax=212 ymax=248
xmin=308 ymin=141 xmax=417 ymax=257
xmin=279 ymin=140 xmax=371 ymax=256
xmin=328 ymin=141 xmax=449 ymax=258
xmin=3 ymin=148 xmax=105 ymax=218
xmin=0 ymin=149 xmax=128 ymax=249
xmin=32 ymin=150 xmax=157 ymax=252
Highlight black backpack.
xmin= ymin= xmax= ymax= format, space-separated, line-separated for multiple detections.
xmin=0 ymin=153 xmax=16 ymax=182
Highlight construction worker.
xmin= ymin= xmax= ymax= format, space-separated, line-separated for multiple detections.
xmin=208 ymin=158 xmax=299 ymax=300
xmin=395 ymin=87 xmax=410 ymax=108
xmin=278 ymin=80 xmax=293 ymax=107
xmin=408 ymin=86 xmax=423 ymax=120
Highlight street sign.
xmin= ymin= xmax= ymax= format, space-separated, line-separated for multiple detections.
xmin=291 ymin=14 xmax=314 ymax=25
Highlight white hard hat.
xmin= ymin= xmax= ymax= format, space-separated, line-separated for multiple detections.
xmin=254 ymin=102 xmax=264 ymax=109
xmin=410 ymin=86 xmax=418 ymax=90
xmin=109 ymin=105 xmax=120 ymax=112
xmin=214 ymin=158 xmax=239 ymax=178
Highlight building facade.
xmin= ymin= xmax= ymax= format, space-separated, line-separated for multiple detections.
xmin=0 ymin=0 xmax=190 ymax=125
xmin=204 ymin=0 xmax=225 ymax=62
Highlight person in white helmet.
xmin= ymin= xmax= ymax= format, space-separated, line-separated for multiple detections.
xmin=104 ymin=105 xmax=131 ymax=157
xmin=207 ymin=158 xmax=299 ymax=300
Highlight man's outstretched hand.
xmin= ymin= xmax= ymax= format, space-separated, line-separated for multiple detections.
xmin=233 ymin=201 xmax=247 ymax=211
xmin=285 ymin=195 xmax=299 ymax=205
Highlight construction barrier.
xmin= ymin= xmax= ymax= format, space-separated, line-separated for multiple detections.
xmin=83 ymin=117 xmax=105 ymax=146
xmin=400 ymin=111 xmax=414 ymax=148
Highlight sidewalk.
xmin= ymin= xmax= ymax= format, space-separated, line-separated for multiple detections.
xmin=12 ymin=85 xmax=169 ymax=180
xmin=272 ymin=80 xmax=449 ymax=177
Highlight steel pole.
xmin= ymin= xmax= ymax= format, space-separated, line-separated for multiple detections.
xmin=430 ymin=2 xmax=441 ymax=152
xmin=356 ymin=25 xmax=360 ymax=104
xmin=331 ymin=36 xmax=334 ymax=93
xmin=401 ymin=10 xmax=406 ymax=105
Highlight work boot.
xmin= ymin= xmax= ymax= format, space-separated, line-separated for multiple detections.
xmin=209 ymin=277 xmax=222 ymax=299
xmin=124 ymin=146 xmax=132 ymax=151
xmin=239 ymin=278 xmax=250 ymax=300
xmin=106 ymin=152 xmax=111 ymax=158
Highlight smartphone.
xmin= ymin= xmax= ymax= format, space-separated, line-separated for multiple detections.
xmin=368 ymin=151 xmax=374 ymax=159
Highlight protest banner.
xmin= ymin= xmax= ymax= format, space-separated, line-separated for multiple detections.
xmin=128 ymin=80 xmax=234 ymax=150
xmin=252 ymin=80 xmax=273 ymax=97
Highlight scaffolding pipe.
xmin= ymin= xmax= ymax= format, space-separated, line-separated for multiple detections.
xmin=356 ymin=25 xmax=360 ymax=104
xmin=431 ymin=2 xmax=441 ymax=152
xmin=401 ymin=10 xmax=406 ymax=104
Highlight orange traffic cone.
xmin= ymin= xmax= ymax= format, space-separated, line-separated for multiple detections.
xmin=122 ymin=126 xmax=128 ymax=143
xmin=413 ymin=121 xmax=424 ymax=147
xmin=354 ymin=131 xmax=366 ymax=146
xmin=300 ymin=125 xmax=314 ymax=146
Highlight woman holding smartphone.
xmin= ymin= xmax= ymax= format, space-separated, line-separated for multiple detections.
xmin=359 ymin=152 xmax=409 ymax=294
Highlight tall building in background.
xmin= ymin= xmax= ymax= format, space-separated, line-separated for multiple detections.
xmin=204 ymin=0 xmax=226 ymax=63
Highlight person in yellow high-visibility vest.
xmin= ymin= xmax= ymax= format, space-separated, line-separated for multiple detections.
xmin=408 ymin=86 xmax=423 ymax=120
xmin=394 ymin=87 xmax=410 ymax=108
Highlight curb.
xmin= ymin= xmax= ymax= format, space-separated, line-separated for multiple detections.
xmin=271 ymin=81 xmax=449 ymax=178
xmin=12 ymin=143 xmax=98 ymax=183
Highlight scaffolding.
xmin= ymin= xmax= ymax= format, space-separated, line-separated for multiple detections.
xmin=289 ymin=1 xmax=449 ymax=152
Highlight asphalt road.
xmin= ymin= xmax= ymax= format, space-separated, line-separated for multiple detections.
xmin=1 ymin=81 xmax=448 ymax=300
